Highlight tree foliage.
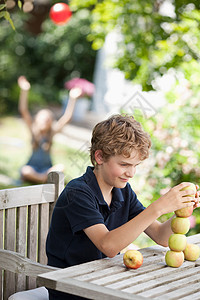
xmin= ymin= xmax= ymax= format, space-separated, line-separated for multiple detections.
xmin=0 ymin=8 xmax=96 ymax=114
xmin=70 ymin=0 xmax=200 ymax=90
xmin=121 ymin=76 xmax=200 ymax=234
xmin=67 ymin=0 xmax=200 ymax=233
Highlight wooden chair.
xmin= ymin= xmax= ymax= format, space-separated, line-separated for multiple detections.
xmin=0 ymin=171 xmax=64 ymax=300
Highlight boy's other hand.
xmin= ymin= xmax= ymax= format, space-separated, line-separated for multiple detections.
xmin=157 ymin=182 xmax=197 ymax=215
xmin=194 ymin=184 xmax=200 ymax=209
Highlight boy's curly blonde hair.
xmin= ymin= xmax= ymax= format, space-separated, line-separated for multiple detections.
xmin=90 ymin=114 xmax=151 ymax=166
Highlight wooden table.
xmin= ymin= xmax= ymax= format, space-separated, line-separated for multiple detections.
xmin=37 ymin=234 xmax=200 ymax=300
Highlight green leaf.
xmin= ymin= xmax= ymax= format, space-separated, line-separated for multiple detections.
xmin=0 ymin=4 xmax=6 ymax=10
xmin=4 ymin=11 xmax=10 ymax=20
xmin=0 ymin=11 xmax=5 ymax=18
xmin=18 ymin=0 xmax=22 ymax=9
xmin=4 ymin=11 xmax=15 ymax=30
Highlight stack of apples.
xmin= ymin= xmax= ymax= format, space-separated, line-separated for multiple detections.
xmin=165 ymin=183 xmax=200 ymax=268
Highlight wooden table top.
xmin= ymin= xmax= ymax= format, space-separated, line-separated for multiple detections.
xmin=37 ymin=234 xmax=200 ymax=300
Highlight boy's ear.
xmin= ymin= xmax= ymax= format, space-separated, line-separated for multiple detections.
xmin=94 ymin=150 xmax=104 ymax=165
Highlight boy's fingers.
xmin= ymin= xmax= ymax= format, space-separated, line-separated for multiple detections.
xmin=178 ymin=182 xmax=194 ymax=189
xmin=181 ymin=190 xmax=196 ymax=197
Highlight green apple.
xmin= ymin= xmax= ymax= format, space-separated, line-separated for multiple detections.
xmin=175 ymin=183 xmax=196 ymax=218
xmin=171 ymin=217 xmax=190 ymax=234
xmin=168 ymin=234 xmax=187 ymax=251
xmin=165 ymin=250 xmax=184 ymax=268
xmin=183 ymin=243 xmax=200 ymax=261
xmin=123 ymin=250 xmax=143 ymax=269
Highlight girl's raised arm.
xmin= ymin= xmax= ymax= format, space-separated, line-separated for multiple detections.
xmin=18 ymin=76 xmax=32 ymax=130
xmin=54 ymin=87 xmax=82 ymax=133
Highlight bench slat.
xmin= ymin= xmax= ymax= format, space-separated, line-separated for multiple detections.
xmin=0 ymin=184 xmax=55 ymax=209
xmin=0 ymin=249 xmax=58 ymax=276
xmin=0 ymin=210 xmax=3 ymax=300
xmin=38 ymin=203 xmax=49 ymax=265
xmin=4 ymin=208 xmax=16 ymax=299
xmin=27 ymin=204 xmax=38 ymax=289
xmin=16 ymin=206 xmax=27 ymax=292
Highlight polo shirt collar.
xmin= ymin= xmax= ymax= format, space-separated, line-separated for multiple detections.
xmin=83 ymin=166 xmax=125 ymax=210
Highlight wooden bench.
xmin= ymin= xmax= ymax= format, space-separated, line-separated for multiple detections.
xmin=0 ymin=171 xmax=64 ymax=300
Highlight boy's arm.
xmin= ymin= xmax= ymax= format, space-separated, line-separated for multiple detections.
xmin=144 ymin=217 xmax=174 ymax=247
xmin=54 ymin=87 xmax=82 ymax=133
xmin=84 ymin=203 xmax=161 ymax=258
xmin=84 ymin=182 xmax=198 ymax=258
xmin=18 ymin=76 xmax=32 ymax=130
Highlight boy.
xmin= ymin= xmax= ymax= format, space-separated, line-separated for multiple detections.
xmin=46 ymin=114 xmax=199 ymax=300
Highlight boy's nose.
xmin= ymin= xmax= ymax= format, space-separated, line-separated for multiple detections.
xmin=126 ymin=167 xmax=136 ymax=178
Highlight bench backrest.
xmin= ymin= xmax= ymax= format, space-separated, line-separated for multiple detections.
xmin=0 ymin=171 xmax=64 ymax=300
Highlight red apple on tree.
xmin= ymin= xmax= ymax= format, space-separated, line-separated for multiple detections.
xmin=165 ymin=250 xmax=184 ymax=268
xmin=123 ymin=250 xmax=143 ymax=269
xmin=168 ymin=234 xmax=187 ymax=252
xmin=183 ymin=243 xmax=200 ymax=261
xmin=171 ymin=217 xmax=190 ymax=234
xmin=49 ymin=3 xmax=72 ymax=25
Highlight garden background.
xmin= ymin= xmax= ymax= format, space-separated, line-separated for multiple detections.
xmin=1 ymin=0 xmax=200 ymax=247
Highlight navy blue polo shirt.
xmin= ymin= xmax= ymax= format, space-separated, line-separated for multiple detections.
xmin=46 ymin=166 xmax=145 ymax=299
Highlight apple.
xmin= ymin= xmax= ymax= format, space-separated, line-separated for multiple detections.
xmin=168 ymin=234 xmax=187 ymax=251
xmin=123 ymin=250 xmax=143 ymax=269
xmin=171 ymin=217 xmax=190 ymax=234
xmin=175 ymin=206 xmax=194 ymax=218
xmin=165 ymin=250 xmax=184 ymax=268
xmin=183 ymin=243 xmax=200 ymax=261
xmin=175 ymin=183 xmax=196 ymax=218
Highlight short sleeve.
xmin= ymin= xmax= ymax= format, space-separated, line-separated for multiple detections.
xmin=64 ymin=188 xmax=105 ymax=234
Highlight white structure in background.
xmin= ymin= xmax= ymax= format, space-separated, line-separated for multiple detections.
xmin=92 ymin=28 xmax=177 ymax=119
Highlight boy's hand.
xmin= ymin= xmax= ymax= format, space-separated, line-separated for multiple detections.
xmin=157 ymin=182 xmax=197 ymax=215
xmin=194 ymin=184 xmax=200 ymax=209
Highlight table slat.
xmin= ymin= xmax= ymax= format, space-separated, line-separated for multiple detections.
xmin=155 ymin=281 xmax=200 ymax=300
xmin=108 ymin=262 xmax=194 ymax=291
xmin=137 ymin=266 xmax=200 ymax=297
xmin=91 ymin=261 xmax=163 ymax=286
xmin=181 ymin=291 xmax=200 ymax=300
xmin=55 ymin=278 xmax=146 ymax=300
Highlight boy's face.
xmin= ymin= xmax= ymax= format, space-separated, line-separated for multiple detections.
xmin=98 ymin=150 xmax=142 ymax=189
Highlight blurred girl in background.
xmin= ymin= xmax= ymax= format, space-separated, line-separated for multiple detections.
xmin=18 ymin=76 xmax=82 ymax=183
